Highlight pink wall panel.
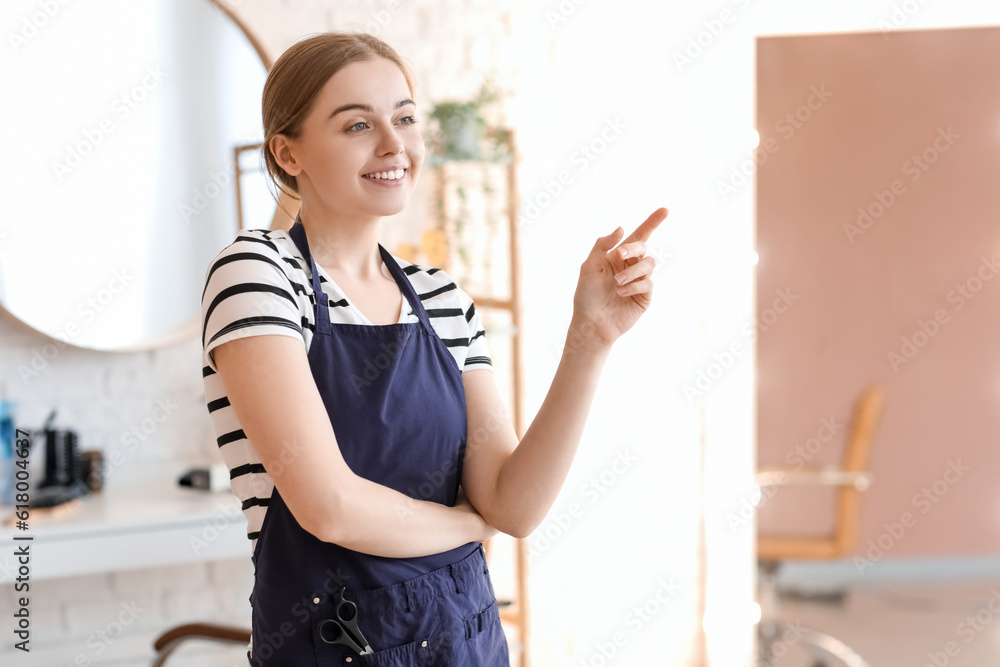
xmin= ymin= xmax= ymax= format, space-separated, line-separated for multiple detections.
xmin=755 ymin=26 xmax=1000 ymax=558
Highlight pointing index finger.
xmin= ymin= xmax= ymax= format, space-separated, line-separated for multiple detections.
xmin=624 ymin=207 xmax=668 ymax=244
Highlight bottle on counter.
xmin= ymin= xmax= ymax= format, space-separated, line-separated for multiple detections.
xmin=0 ymin=400 xmax=15 ymax=506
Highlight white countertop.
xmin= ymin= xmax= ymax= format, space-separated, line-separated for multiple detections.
xmin=0 ymin=460 xmax=249 ymax=581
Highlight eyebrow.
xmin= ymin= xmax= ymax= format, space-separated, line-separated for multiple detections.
xmin=329 ymin=99 xmax=415 ymax=119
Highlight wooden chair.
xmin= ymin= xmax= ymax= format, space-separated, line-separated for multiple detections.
xmin=755 ymin=385 xmax=885 ymax=667
xmin=152 ymin=623 xmax=250 ymax=666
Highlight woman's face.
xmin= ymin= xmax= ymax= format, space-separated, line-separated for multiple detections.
xmin=283 ymin=57 xmax=424 ymax=222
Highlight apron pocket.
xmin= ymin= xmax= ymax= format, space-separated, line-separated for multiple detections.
xmin=463 ymin=599 xmax=501 ymax=639
xmin=462 ymin=599 xmax=510 ymax=665
xmin=353 ymin=636 xmax=440 ymax=666
xmin=310 ymin=594 xmax=440 ymax=667
xmin=312 ymin=627 xmax=439 ymax=667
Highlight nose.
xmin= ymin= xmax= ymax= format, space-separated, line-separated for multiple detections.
xmin=376 ymin=123 xmax=405 ymax=156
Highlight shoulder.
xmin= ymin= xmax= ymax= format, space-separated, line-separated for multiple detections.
xmin=201 ymin=228 xmax=310 ymax=363
xmin=200 ymin=228 xmax=308 ymax=330
xmin=203 ymin=228 xmax=308 ymax=292
xmin=391 ymin=255 xmax=489 ymax=364
xmin=392 ymin=258 xmax=493 ymax=371
xmin=206 ymin=228 xmax=297 ymax=270
xmin=389 ymin=254 xmax=473 ymax=310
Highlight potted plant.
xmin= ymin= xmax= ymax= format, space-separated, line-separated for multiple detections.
xmin=428 ymin=79 xmax=503 ymax=160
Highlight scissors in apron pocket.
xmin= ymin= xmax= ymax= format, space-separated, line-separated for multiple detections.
xmin=318 ymin=587 xmax=375 ymax=655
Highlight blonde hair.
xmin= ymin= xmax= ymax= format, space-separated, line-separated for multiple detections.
xmin=261 ymin=32 xmax=416 ymax=198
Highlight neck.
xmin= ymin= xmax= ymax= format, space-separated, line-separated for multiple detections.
xmin=297 ymin=201 xmax=388 ymax=282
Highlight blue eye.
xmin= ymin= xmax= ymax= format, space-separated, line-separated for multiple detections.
xmin=347 ymin=116 xmax=417 ymax=132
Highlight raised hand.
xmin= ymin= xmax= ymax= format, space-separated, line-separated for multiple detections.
xmin=570 ymin=207 xmax=668 ymax=348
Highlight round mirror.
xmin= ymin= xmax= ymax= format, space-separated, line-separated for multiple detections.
xmin=0 ymin=0 xmax=270 ymax=351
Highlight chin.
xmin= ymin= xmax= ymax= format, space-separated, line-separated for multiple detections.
xmin=361 ymin=203 xmax=408 ymax=220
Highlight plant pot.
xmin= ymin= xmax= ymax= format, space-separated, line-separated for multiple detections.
xmin=441 ymin=114 xmax=481 ymax=159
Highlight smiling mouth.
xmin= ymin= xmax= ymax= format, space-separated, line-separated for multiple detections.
xmin=362 ymin=168 xmax=406 ymax=180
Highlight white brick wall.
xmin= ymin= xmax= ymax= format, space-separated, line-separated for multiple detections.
xmin=0 ymin=0 xmax=538 ymax=664
xmin=0 ymin=558 xmax=253 ymax=664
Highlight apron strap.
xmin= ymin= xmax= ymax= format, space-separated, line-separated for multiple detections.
xmin=288 ymin=219 xmax=331 ymax=334
xmin=377 ymin=243 xmax=435 ymax=335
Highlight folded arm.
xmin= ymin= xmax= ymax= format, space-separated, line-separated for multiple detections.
xmin=213 ymin=334 xmax=495 ymax=558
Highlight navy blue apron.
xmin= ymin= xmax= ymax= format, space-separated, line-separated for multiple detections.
xmin=247 ymin=218 xmax=510 ymax=666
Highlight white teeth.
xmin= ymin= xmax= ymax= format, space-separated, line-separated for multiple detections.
xmin=365 ymin=169 xmax=405 ymax=180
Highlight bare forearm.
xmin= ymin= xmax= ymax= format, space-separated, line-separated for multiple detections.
xmin=491 ymin=316 xmax=612 ymax=536
xmin=321 ymin=475 xmax=489 ymax=558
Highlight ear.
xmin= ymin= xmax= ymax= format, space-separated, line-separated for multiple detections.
xmin=270 ymin=134 xmax=302 ymax=177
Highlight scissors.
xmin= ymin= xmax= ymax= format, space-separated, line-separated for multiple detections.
xmin=318 ymin=587 xmax=374 ymax=655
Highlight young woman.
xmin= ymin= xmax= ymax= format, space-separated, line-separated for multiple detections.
xmin=200 ymin=32 xmax=665 ymax=666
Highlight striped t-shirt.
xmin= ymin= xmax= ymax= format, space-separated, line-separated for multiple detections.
xmin=200 ymin=227 xmax=493 ymax=553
